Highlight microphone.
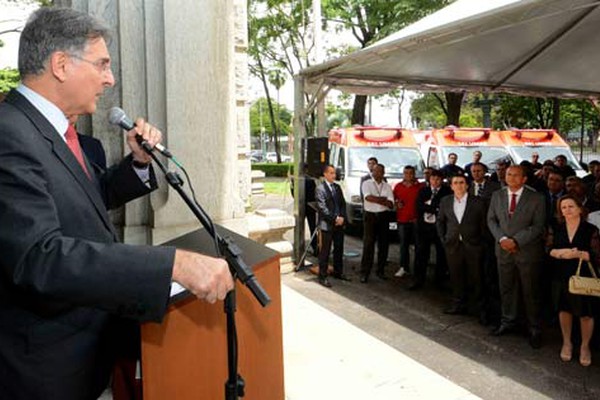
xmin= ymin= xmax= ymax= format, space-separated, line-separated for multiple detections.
xmin=108 ymin=107 xmax=173 ymax=158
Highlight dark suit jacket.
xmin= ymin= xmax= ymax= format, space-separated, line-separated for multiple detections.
xmin=316 ymin=181 xmax=347 ymax=231
xmin=437 ymin=194 xmax=487 ymax=250
xmin=415 ymin=184 xmax=453 ymax=229
xmin=487 ymin=186 xmax=546 ymax=264
xmin=468 ymin=179 xmax=501 ymax=205
xmin=79 ymin=133 xmax=107 ymax=169
xmin=0 ymin=90 xmax=174 ymax=399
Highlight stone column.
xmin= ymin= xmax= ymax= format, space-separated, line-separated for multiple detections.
xmin=60 ymin=0 xmax=251 ymax=245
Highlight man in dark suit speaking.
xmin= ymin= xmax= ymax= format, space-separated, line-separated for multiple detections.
xmin=0 ymin=8 xmax=233 ymax=400
xmin=487 ymin=165 xmax=546 ymax=348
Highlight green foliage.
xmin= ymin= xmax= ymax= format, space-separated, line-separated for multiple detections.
xmin=322 ymin=0 xmax=453 ymax=47
xmin=410 ymin=92 xmax=600 ymax=134
xmin=493 ymin=95 xmax=600 ymax=135
xmin=0 ymin=68 xmax=20 ymax=93
xmin=249 ymin=98 xmax=292 ymax=137
xmin=410 ymin=93 xmax=446 ymax=128
xmin=251 ymin=162 xmax=294 ymax=177
xmin=326 ymin=102 xmax=352 ymax=129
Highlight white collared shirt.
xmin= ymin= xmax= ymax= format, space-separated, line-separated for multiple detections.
xmin=453 ymin=193 xmax=468 ymax=223
xmin=17 ymin=84 xmax=69 ymax=141
xmin=362 ymin=179 xmax=394 ymax=213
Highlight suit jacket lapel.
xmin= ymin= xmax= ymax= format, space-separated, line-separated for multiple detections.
xmin=6 ymin=91 xmax=117 ymax=237
xmin=513 ymin=188 xmax=528 ymax=217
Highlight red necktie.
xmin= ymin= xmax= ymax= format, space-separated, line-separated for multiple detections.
xmin=509 ymin=193 xmax=517 ymax=217
xmin=65 ymin=124 xmax=90 ymax=179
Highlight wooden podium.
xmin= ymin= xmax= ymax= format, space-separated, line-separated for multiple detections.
xmin=139 ymin=227 xmax=284 ymax=400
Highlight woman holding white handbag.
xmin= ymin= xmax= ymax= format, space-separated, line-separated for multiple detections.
xmin=549 ymin=195 xmax=600 ymax=367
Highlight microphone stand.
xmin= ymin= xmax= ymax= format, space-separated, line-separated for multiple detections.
xmin=139 ymin=141 xmax=271 ymax=400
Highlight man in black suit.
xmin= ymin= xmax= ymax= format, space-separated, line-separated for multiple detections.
xmin=315 ymin=165 xmax=350 ymax=287
xmin=566 ymin=176 xmax=600 ymax=212
xmin=464 ymin=150 xmax=487 ymax=181
xmin=440 ymin=152 xmax=465 ymax=179
xmin=410 ymin=169 xmax=452 ymax=290
xmin=468 ymin=162 xmax=502 ymax=325
xmin=554 ymin=154 xmax=576 ymax=179
xmin=468 ymin=162 xmax=501 ymax=202
xmin=487 ymin=166 xmax=546 ymax=348
xmin=0 ymin=9 xmax=233 ymax=399
xmin=437 ymin=175 xmax=487 ymax=316
xmin=489 ymin=159 xmax=510 ymax=186
xmin=544 ymin=170 xmax=565 ymax=229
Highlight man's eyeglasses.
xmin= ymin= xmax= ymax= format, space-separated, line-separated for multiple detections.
xmin=69 ymin=54 xmax=112 ymax=73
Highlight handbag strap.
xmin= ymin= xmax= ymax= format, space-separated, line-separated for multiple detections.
xmin=586 ymin=260 xmax=598 ymax=279
xmin=578 ymin=257 xmax=599 ymax=279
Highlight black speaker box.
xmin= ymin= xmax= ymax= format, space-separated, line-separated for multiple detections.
xmin=304 ymin=137 xmax=329 ymax=177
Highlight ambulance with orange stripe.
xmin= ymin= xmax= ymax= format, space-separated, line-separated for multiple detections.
xmin=328 ymin=126 xmax=426 ymax=226
xmin=499 ymin=129 xmax=586 ymax=177
xmin=420 ymin=126 xmax=513 ymax=173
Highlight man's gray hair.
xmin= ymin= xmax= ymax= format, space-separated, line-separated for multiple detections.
xmin=18 ymin=7 xmax=111 ymax=77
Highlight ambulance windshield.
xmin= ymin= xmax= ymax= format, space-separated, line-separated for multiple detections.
xmin=348 ymin=147 xmax=425 ymax=178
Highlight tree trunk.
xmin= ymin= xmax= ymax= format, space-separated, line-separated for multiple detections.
xmin=257 ymin=57 xmax=280 ymax=160
xmin=445 ymin=92 xmax=464 ymax=126
xmin=351 ymin=95 xmax=367 ymax=125
xmin=551 ymin=97 xmax=560 ymax=131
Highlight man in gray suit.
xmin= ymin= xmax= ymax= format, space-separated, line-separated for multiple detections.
xmin=487 ymin=166 xmax=546 ymax=348
xmin=437 ymin=175 xmax=487 ymax=317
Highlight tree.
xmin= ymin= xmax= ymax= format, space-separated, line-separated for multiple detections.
xmin=249 ymin=98 xmax=293 ymax=156
xmin=410 ymin=92 xmax=480 ymax=128
xmin=0 ymin=0 xmax=53 ymax=93
xmin=0 ymin=67 xmax=20 ymax=93
xmin=322 ymin=0 xmax=453 ymax=124
xmin=248 ymin=0 xmax=315 ymax=158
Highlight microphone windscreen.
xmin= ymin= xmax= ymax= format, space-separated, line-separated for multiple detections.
xmin=108 ymin=107 xmax=134 ymax=130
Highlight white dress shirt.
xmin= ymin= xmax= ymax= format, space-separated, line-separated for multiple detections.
xmin=362 ymin=179 xmax=394 ymax=213
xmin=453 ymin=193 xmax=468 ymax=223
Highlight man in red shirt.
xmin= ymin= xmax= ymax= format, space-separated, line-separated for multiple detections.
xmin=393 ymin=166 xmax=424 ymax=277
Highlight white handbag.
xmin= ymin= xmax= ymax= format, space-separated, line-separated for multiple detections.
xmin=568 ymin=258 xmax=600 ymax=298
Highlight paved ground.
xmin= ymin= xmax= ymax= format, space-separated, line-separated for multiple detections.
xmin=101 ymin=184 xmax=600 ymax=399
xmin=261 ymin=183 xmax=600 ymax=400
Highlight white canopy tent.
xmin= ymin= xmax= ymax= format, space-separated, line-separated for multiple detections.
xmin=292 ymin=0 xmax=600 ymax=260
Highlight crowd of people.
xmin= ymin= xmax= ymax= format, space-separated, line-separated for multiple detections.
xmin=312 ymin=151 xmax=600 ymax=368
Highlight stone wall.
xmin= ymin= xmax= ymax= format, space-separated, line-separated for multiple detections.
xmin=59 ymin=0 xmax=251 ymax=245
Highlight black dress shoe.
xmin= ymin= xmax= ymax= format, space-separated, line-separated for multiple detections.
xmin=360 ymin=275 xmax=369 ymax=283
xmin=318 ymin=277 xmax=332 ymax=288
xmin=407 ymin=280 xmax=423 ymax=291
xmin=376 ymin=272 xmax=388 ymax=280
xmin=490 ymin=325 xmax=514 ymax=336
xmin=479 ymin=312 xmax=490 ymax=326
xmin=443 ymin=305 xmax=467 ymax=315
xmin=332 ymin=273 xmax=352 ymax=281
xmin=529 ymin=331 xmax=542 ymax=349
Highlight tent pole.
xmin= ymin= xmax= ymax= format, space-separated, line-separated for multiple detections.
xmin=293 ymin=75 xmax=307 ymax=266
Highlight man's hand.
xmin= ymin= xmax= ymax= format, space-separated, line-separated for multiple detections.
xmin=172 ymin=249 xmax=234 ymax=303
xmin=127 ymin=117 xmax=163 ymax=165
xmin=335 ymin=216 xmax=344 ymax=226
xmin=499 ymin=237 xmax=518 ymax=253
